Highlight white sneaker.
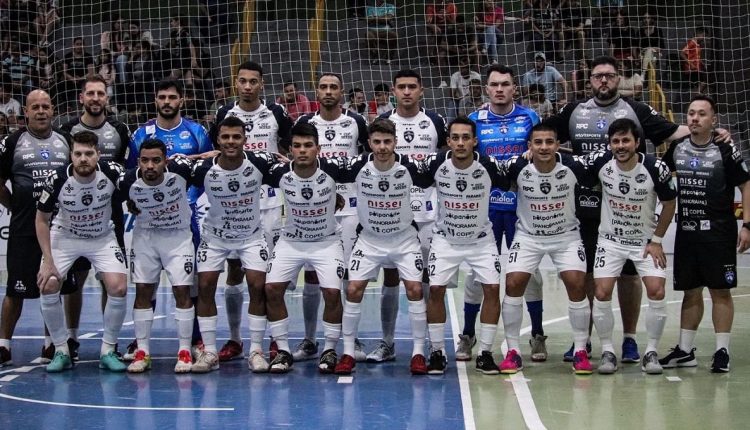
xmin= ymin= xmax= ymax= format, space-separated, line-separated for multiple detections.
xmin=174 ymin=349 xmax=193 ymax=373
xmin=248 ymin=350 xmax=270 ymax=373
xmin=192 ymin=350 xmax=219 ymax=373
xmin=366 ymin=340 xmax=396 ymax=363
xmin=353 ymin=338 xmax=367 ymax=362
xmin=291 ymin=339 xmax=319 ymax=361
xmin=455 ymin=334 xmax=476 ymax=361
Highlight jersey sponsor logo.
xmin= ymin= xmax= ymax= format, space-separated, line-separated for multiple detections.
xmin=575 ymin=123 xmax=588 ymax=130
xmin=179 ymin=131 xmax=190 ymax=139
xmin=490 ymin=190 xmax=516 ymax=205
xmin=14 ymin=280 xmax=26 ymax=293
xmin=678 ymin=177 xmax=706 ymax=187
xmin=301 ymin=187 xmax=313 ymax=200
xmin=243 ymin=166 xmax=254 ymax=177
xmin=285 ymin=189 xmax=296 ymax=196
xmin=411 ymin=200 xmax=423 ymax=211
xmin=578 ymin=195 xmax=600 ymax=208
xmin=635 ymin=173 xmax=647 ymax=183
xmin=444 ymin=200 xmax=478 ymax=210
xmin=325 ymin=129 xmax=336 ymax=141
xmin=349 ymin=197 xmax=357 ymax=207
xmin=608 ymin=199 xmax=640 ymax=212
xmin=681 ymin=220 xmax=697 ymax=231
xmin=557 ymin=183 xmax=569 ymax=192
xmin=316 ymin=173 xmax=327 ymax=184
xmin=456 ymin=179 xmax=467 ymax=192
xmin=378 ymin=180 xmax=389 ymax=192
xmin=96 ymin=179 xmax=108 ymax=190
xmin=153 ymin=191 xmax=165 ymax=202
xmin=341 ymin=119 xmax=352 ymax=128
xmin=480 ymin=128 xmax=494 ymax=135
xmin=419 ymin=120 xmax=430 ymax=129
xmin=367 ymin=200 xmax=401 ymax=209
xmin=290 ymin=207 xmax=328 ymax=217
xmin=700 ymin=220 xmax=711 ymax=230
xmin=619 ymin=182 xmax=630 ymax=194
xmin=472 ymin=169 xmax=484 ymax=179
xmin=404 ymin=130 xmax=415 ymax=143
xmin=394 ymin=169 xmax=406 ymax=179
xmin=530 ymin=201 xmax=565 ymax=211
xmin=228 ymin=180 xmax=240 ymax=192
xmin=540 ymin=182 xmax=551 ymax=194
xmin=210 ymin=171 xmax=220 ymax=180
xmin=555 ymin=170 xmax=567 ymax=180
xmin=81 ymin=193 xmax=93 ymax=206
xmin=522 ymin=170 xmax=533 ymax=179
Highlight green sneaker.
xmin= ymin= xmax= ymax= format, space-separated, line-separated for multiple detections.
xmin=99 ymin=350 xmax=127 ymax=372
xmin=46 ymin=351 xmax=73 ymax=373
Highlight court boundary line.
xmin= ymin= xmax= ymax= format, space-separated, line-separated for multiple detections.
xmin=448 ymin=290 xmax=476 ymax=430
xmin=0 ymin=392 xmax=235 ymax=411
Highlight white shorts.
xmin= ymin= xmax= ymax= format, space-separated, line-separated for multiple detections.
xmin=337 ymin=213 xmax=359 ymax=262
xmin=262 ymin=206 xmax=282 ymax=252
xmin=348 ymin=232 xmax=423 ymax=282
xmin=417 ymin=220 xmax=435 ymax=261
xmin=428 ymin=234 xmax=501 ymax=287
xmin=50 ymin=230 xmax=127 ymax=277
xmin=131 ymin=228 xmax=195 ymax=286
xmin=506 ymin=232 xmax=587 ymax=274
xmin=593 ymin=238 xmax=666 ymax=279
xmin=197 ymin=235 xmax=269 ymax=273
xmin=267 ymin=239 xmax=345 ymax=289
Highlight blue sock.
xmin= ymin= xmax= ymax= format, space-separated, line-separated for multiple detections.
xmin=191 ymin=296 xmax=202 ymax=343
xmin=527 ymin=300 xmax=544 ymax=337
xmin=462 ymin=303 xmax=481 ymax=337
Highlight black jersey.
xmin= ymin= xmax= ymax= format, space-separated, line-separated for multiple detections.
xmin=60 ymin=117 xmax=130 ymax=164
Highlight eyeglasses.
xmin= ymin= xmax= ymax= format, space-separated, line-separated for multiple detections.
xmin=591 ymin=73 xmax=618 ymax=81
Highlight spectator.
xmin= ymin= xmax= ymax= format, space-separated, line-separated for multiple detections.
xmin=368 ymin=82 xmax=393 ymax=121
xmin=33 ymin=0 xmax=58 ymax=47
xmin=100 ymin=16 xmax=129 ymax=82
xmin=449 ymin=56 xmax=481 ymax=108
xmin=96 ymin=49 xmax=116 ymax=97
xmin=608 ymin=10 xmax=637 ymax=60
xmin=597 ymin=0 xmax=624 ymax=30
xmin=0 ymin=111 xmax=8 ymax=137
xmin=0 ymin=81 xmax=20 ymax=127
xmin=618 ymin=59 xmax=642 ymax=100
xmin=366 ymin=0 xmax=397 ymax=65
xmin=32 ymin=46 xmax=55 ymax=91
xmin=571 ymin=56 xmax=591 ymax=100
xmin=168 ymin=15 xmax=198 ymax=81
xmin=343 ymin=87 xmax=368 ymax=115
xmin=198 ymin=0 xmax=231 ymax=43
xmin=443 ymin=16 xmax=481 ymax=73
xmin=639 ymin=12 xmax=663 ymax=75
xmin=208 ymin=79 xmax=233 ymax=114
xmin=523 ymin=83 xmax=554 ymax=120
xmin=558 ymin=0 xmax=590 ymax=54
xmin=182 ymin=85 xmax=208 ymax=125
xmin=521 ymin=52 xmax=569 ymax=107
xmin=276 ymin=81 xmax=312 ymax=121
xmin=61 ymin=36 xmax=95 ymax=106
xmin=457 ymin=77 xmax=487 ymax=116
xmin=2 ymin=43 xmax=34 ymax=95
xmin=529 ymin=0 xmax=559 ymax=62
xmin=426 ymin=1 xmax=458 ymax=63
xmin=681 ymin=27 xmax=708 ymax=93
xmin=475 ymin=0 xmax=503 ymax=65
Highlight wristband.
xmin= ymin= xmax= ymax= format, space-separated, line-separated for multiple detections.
xmin=650 ymin=235 xmax=663 ymax=244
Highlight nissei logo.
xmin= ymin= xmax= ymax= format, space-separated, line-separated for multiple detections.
xmin=367 ymin=200 xmax=401 ymax=209
xmin=530 ymin=202 xmax=565 ymax=212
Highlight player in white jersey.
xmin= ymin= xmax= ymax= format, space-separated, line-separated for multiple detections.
xmin=330 ymin=118 xmax=430 ymax=375
xmin=191 ymin=116 xmax=279 ymax=373
xmin=264 ymin=122 xmax=349 ymax=374
xmin=588 ymin=118 xmax=677 ymax=375
xmin=35 ymin=131 xmax=128 ymax=373
xmin=293 ymin=73 xmax=369 ymax=362
xmin=210 ymin=61 xmax=293 ymax=362
xmin=117 ymin=138 xmax=197 ymax=373
xmin=499 ymin=124 xmax=593 ymax=375
xmin=368 ymin=69 xmax=447 ymax=363
xmin=417 ymin=117 xmax=509 ymax=375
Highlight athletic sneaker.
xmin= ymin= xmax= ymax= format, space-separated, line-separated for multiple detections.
xmin=659 ymin=345 xmax=698 ymax=368
xmin=269 ymin=340 xmax=279 ymax=361
xmin=455 ymin=334 xmax=476 ymax=361
xmin=40 ymin=343 xmax=55 ymax=364
xmin=318 ymin=349 xmax=338 ymax=374
xmin=192 ymin=350 xmax=219 ymax=373
xmin=353 ymin=338 xmax=367 ymax=362
xmin=191 ymin=340 xmax=205 ymax=362
xmin=174 ymin=350 xmax=193 ymax=373
xmin=269 ymin=350 xmax=293 ymax=374
xmin=529 ymin=334 xmax=548 ymax=362
xmin=292 ymin=339 xmax=319 ymax=361
xmin=68 ymin=338 xmax=80 ymax=361
xmin=410 ymin=354 xmax=428 ymax=375
xmin=0 ymin=346 xmax=11 ymax=367
xmin=563 ymin=341 xmax=592 ymax=362
xmin=475 ymin=351 xmax=500 ymax=375
xmin=711 ymin=348 xmax=730 ymax=373
xmin=46 ymin=351 xmax=73 ymax=373
xmin=334 ymin=354 xmax=356 ymax=375
xmin=572 ymin=350 xmax=593 ymax=374
xmin=100 ymin=350 xmax=127 ymax=372
xmin=248 ymin=350 xmax=269 ymax=373
xmin=218 ymin=340 xmax=244 ymax=362
xmin=427 ymin=350 xmax=447 ymax=375
xmin=598 ymin=351 xmax=618 ymax=374
xmin=499 ymin=350 xmax=523 ymax=374
xmin=123 ymin=339 xmax=139 ymax=361
xmin=641 ymin=351 xmax=663 ymax=374
xmin=127 ymin=350 xmax=152 ymax=373
xmin=621 ymin=337 xmax=641 ymax=363
xmin=366 ymin=340 xmax=396 ymax=363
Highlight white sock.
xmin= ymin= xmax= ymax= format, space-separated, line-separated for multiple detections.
xmin=592 ymin=298 xmax=615 ymax=354
xmin=716 ymin=332 xmax=730 ymax=352
xmin=502 ymin=295 xmax=524 ymax=352
xmin=624 ymin=332 xmax=636 ymax=340
xmin=322 ymin=321 xmax=341 ymax=352
xmin=44 ymin=336 xmax=52 ymax=348
xmin=342 ymin=300 xmax=362 ymax=356
xmin=269 ymin=318 xmax=290 ymax=352
xmin=428 ymin=323 xmax=446 ymax=353
xmin=67 ymin=328 xmax=78 ymax=341
xmin=0 ymin=339 xmax=9 ymax=349
xmin=679 ymin=329 xmax=697 ymax=352
xmin=381 ymin=285 xmax=399 ymax=345
xmin=645 ymin=298 xmax=667 ymax=353
xmin=224 ymin=284 xmax=244 ymax=343
xmin=408 ymin=299 xmax=427 ymax=356
xmin=197 ymin=316 xmax=218 ymax=353
xmin=569 ymin=299 xmax=591 ymax=351
xmin=174 ymin=307 xmax=194 ymax=352
xmin=302 ymin=282 xmax=320 ymax=341
xmin=479 ymin=323 xmax=497 ymax=353
xmin=102 ymin=295 xmax=127 ymax=348
xmin=248 ymin=314 xmax=267 ymax=352
xmin=133 ymin=308 xmax=154 ymax=354
xmin=40 ymin=293 xmax=68 ymax=351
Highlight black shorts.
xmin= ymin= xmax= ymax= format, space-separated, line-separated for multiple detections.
xmin=674 ymin=239 xmax=737 ymax=291
xmin=579 ymin=217 xmax=637 ymax=276
xmin=6 ymin=235 xmax=77 ymax=299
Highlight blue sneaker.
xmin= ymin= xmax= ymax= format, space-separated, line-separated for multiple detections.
xmin=563 ymin=341 xmax=592 ymax=362
xmin=46 ymin=351 xmax=73 ymax=373
xmin=621 ymin=338 xmax=641 ymax=363
xmin=99 ymin=350 xmax=127 ymax=372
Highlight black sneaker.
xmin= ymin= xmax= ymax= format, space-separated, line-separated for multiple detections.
xmin=269 ymin=350 xmax=294 ymax=374
xmin=40 ymin=343 xmax=55 ymax=364
xmin=67 ymin=338 xmax=80 ymax=362
xmin=711 ymin=348 xmax=730 ymax=373
xmin=318 ymin=349 xmax=338 ymax=374
xmin=658 ymin=345 xmax=697 ymax=368
xmin=0 ymin=346 xmax=11 ymax=367
xmin=112 ymin=343 xmax=124 ymax=361
xmin=427 ymin=350 xmax=447 ymax=375
xmin=475 ymin=351 xmax=499 ymax=375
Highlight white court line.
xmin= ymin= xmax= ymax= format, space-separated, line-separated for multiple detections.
xmin=337 ymin=376 xmax=353 ymax=384
xmin=0 ymin=393 xmax=234 ymax=411
xmin=0 ymin=375 xmax=18 ymax=381
xmin=447 ymin=290 xmax=476 ymax=430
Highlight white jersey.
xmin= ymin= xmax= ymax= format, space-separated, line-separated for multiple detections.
xmin=268 ymin=159 xmax=343 ymax=242
xmin=297 ymin=109 xmax=368 ymax=216
xmin=37 ymin=161 xmax=123 ymax=239
xmin=588 ymin=151 xmax=677 ymax=247
xmin=118 ymin=156 xmax=194 ymax=230
xmin=380 ymin=108 xmax=446 ymax=222
xmin=211 ymin=100 xmax=292 ymax=209
xmin=192 ymin=151 xmax=277 ymax=241
xmin=420 ymin=151 xmax=507 ymax=244
xmin=505 ymin=153 xmax=590 ymax=237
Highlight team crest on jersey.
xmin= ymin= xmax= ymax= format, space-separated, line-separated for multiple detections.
xmin=619 ymin=182 xmax=630 ymax=194
xmin=725 ymin=266 xmax=736 ymax=284
xmin=555 ymin=170 xmax=567 ymax=180
xmin=243 ymin=166 xmax=254 ymax=177
xmin=378 ymin=180 xmax=390 ymax=192
xmin=260 ymin=249 xmax=268 ymax=261
xmin=499 ymin=125 xmax=509 ymax=134
xmin=228 ymin=180 xmax=240 ymax=192
xmin=40 ymin=149 xmax=50 ymax=159
xmin=689 ymin=157 xmax=700 ymax=169
xmin=578 ymin=245 xmax=586 ymax=262
xmin=316 ymin=173 xmax=327 ymax=184
xmin=81 ymin=193 xmax=93 ymax=206
xmin=596 ymin=118 xmax=607 ymax=130
xmin=404 ymin=130 xmax=415 ymax=143
xmin=415 ymin=256 xmax=423 ymax=271
xmin=153 ymin=191 xmax=164 ymax=202
xmin=635 ymin=174 xmax=647 ymax=183
xmin=325 ymin=129 xmax=336 ymax=141
xmin=245 ymin=120 xmax=255 ymax=132
xmin=301 ymin=187 xmax=313 ymax=200
xmin=96 ymin=179 xmax=107 ymax=190
xmin=540 ymin=182 xmax=551 ymax=194
xmin=336 ymin=265 xmax=345 ymax=279
xmin=472 ymin=169 xmax=483 ymax=179
xmin=184 ymin=262 xmax=193 ymax=274
xmin=456 ymin=179 xmax=467 ymax=192
xmin=394 ymin=169 xmax=406 ymax=179
xmin=114 ymin=249 xmax=125 ymax=264
xmin=419 ymin=120 xmax=430 ymax=129
xmin=494 ymin=260 xmax=501 ymax=273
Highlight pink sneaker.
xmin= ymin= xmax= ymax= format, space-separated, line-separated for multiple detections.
xmin=499 ymin=349 xmax=523 ymax=374
xmin=573 ymin=349 xmax=593 ymax=374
